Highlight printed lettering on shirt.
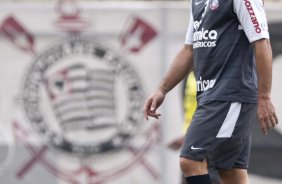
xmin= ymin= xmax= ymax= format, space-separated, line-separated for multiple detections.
xmin=196 ymin=76 xmax=216 ymax=92
xmin=243 ymin=0 xmax=262 ymax=33
xmin=193 ymin=21 xmax=218 ymax=48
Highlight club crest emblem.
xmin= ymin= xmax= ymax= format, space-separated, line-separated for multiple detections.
xmin=0 ymin=0 xmax=160 ymax=182
xmin=210 ymin=0 xmax=219 ymax=11
xmin=22 ymin=37 xmax=145 ymax=156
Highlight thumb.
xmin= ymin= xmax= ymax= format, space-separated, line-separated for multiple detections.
xmin=150 ymin=99 xmax=157 ymax=111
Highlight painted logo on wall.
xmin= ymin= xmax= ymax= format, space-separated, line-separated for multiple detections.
xmin=0 ymin=0 xmax=159 ymax=183
xmin=23 ymin=37 xmax=145 ymax=155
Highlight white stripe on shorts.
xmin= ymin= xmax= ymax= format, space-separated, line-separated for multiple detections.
xmin=216 ymin=102 xmax=241 ymax=138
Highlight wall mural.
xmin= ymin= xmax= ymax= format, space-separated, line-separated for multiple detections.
xmin=0 ymin=1 xmax=161 ymax=183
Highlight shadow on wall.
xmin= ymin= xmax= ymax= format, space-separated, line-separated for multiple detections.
xmin=249 ymin=21 xmax=282 ymax=180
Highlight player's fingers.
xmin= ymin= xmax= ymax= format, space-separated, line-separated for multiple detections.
xmin=263 ymin=127 xmax=268 ymax=135
xmin=265 ymin=115 xmax=272 ymax=128
xmin=259 ymin=119 xmax=268 ymax=135
xmin=265 ymin=116 xmax=273 ymax=132
xmin=273 ymin=113 xmax=279 ymax=125
xmin=154 ymin=114 xmax=161 ymax=119
xmin=151 ymin=98 xmax=157 ymax=112
xmin=143 ymin=108 xmax=148 ymax=121
xmin=258 ymin=111 xmax=271 ymax=135
xmin=269 ymin=115 xmax=277 ymax=128
xmin=143 ymin=99 xmax=152 ymax=121
xmin=266 ymin=109 xmax=277 ymax=129
xmin=147 ymin=112 xmax=161 ymax=119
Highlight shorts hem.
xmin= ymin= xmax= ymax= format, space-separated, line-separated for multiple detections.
xmin=214 ymin=165 xmax=248 ymax=170
xmin=179 ymin=154 xmax=205 ymax=162
xmin=233 ymin=165 xmax=248 ymax=170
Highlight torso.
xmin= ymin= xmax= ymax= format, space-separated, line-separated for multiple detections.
xmin=191 ymin=0 xmax=258 ymax=105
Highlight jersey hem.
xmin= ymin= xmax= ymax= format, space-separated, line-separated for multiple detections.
xmin=198 ymin=96 xmax=258 ymax=105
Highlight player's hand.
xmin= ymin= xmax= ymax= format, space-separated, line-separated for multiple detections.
xmin=167 ymin=136 xmax=184 ymax=151
xmin=257 ymin=97 xmax=278 ymax=135
xmin=143 ymin=89 xmax=165 ymax=121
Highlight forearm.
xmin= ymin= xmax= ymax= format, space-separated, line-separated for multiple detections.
xmin=254 ymin=39 xmax=278 ymax=134
xmin=254 ymin=39 xmax=273 ymax=99
xmin=158 ymin=44 xmax=193 ymax=94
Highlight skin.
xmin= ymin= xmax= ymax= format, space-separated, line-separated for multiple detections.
xmin=143 ymin=39 xmax=278 ymax=183
xmin=143 ymin=44 xmax=193 ymax=120
xmin=254 ymin=39 xmax=279 ymax=135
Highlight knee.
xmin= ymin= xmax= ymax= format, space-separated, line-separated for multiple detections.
xmin=179 ymin=157 xmax=208 ymax=177
xmin=179 ymin=157 xmax=191 ymax=173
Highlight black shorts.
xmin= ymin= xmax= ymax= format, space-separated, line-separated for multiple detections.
xmin=180 ymin=101 xmax=257 ymax=170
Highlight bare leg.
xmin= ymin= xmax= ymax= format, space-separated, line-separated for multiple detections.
xmin=180 ymin=157 xmax=208 ymax=177
xmin=219 ymin=168 xmax=248 ymax=184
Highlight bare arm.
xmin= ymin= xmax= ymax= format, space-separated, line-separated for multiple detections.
xmin=143 ymin=44 xmax=193 ymax=120
xmin=254 ymin=39 xmax=278 ymax=134
xmin=158 ymin=44 xmax=194 ymax=94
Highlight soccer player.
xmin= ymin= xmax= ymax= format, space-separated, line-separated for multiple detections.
xmin=167 ymin=72 xmax=221 ymax=184
xmin=143 ymin=0 xmax=278 ymax=184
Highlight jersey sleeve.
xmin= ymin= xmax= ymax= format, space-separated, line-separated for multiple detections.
xmin=184 ymin=4 xmax=194 ymax=45
xmin=234 ymin=0 xmax=269 ymax=43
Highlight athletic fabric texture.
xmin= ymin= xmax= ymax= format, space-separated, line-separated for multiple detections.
xmin=180 ymin=101 xmax=257 ymax=170
xmin=185 ymin=0 xmax=269 ymax=105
